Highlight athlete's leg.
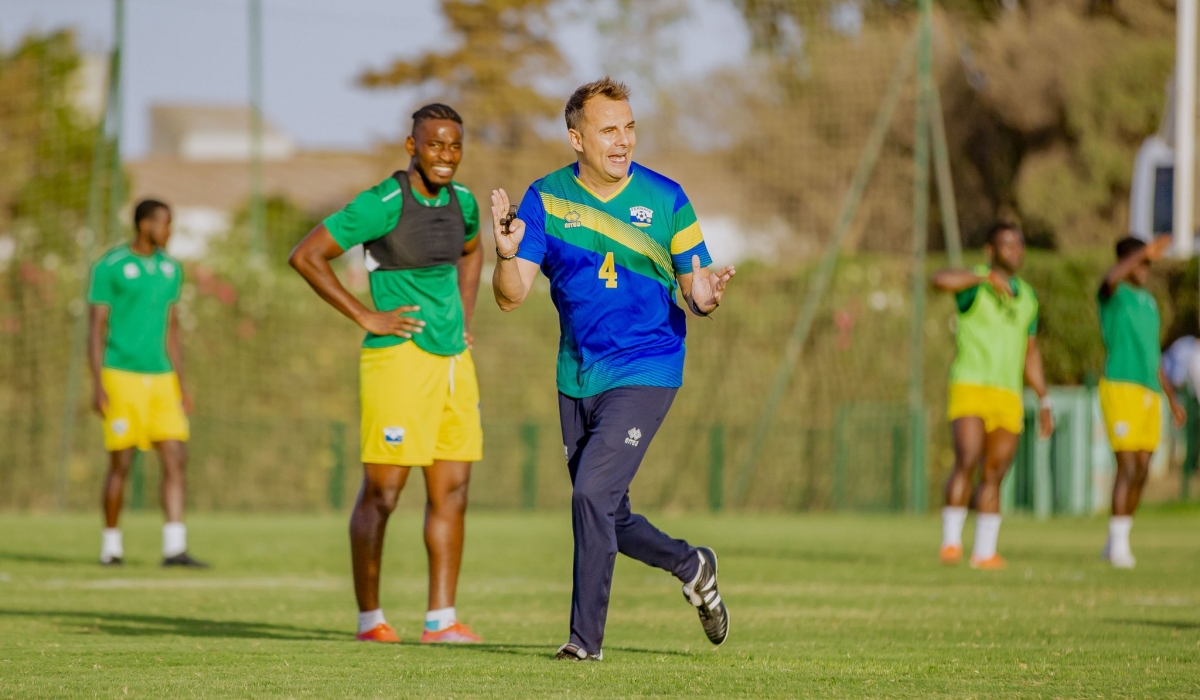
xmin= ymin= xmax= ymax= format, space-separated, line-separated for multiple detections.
xmin=975 ymin=428 xmax=1019 ymax=513
xmin=1110 ymin=451 xmax=1144 ymax=516
xmin=968 ymin=428 xmax=1019 ymax=565
xmin=102 ymin=448 xmax=136 ymax=528
xmin=945 ymin=417 xmax=986 ymax=507
xmin=422 ymin=459 xmax=471 ymax=611
xmin=350 ymin=463 xmax=411 ymax=612
xmin=155 ymin=440 xmax=187 ymax=523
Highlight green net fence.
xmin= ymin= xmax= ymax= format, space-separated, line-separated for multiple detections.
xmin=0 ymin=0 xmax=1177 ymax=513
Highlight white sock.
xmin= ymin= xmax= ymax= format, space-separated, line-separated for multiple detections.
xmin=973 ymin=513 xmax=1002 ymax=560
xmin=162 ymin=522 xmax=187 ymax=558
xmin=101 ymin=528 xmax=123 ymax=560
xmin=1109 ymin=516 xmax=1134 ymax=556
xmin=358 ymin=608 xmax=386 ymax=634
xmin=942 ymin=507 xmax=968 ymax=547
xmin=425 ymin=607 xmax=456 ymax=632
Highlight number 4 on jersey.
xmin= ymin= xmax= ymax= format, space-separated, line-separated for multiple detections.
xmin=599 ymin=252 xmax=618 ymax=288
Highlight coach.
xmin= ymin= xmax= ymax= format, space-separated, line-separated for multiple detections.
xmin=490 ymin=77 xmax=733 ymax=661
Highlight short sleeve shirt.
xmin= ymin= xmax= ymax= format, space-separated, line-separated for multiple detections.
xmin=87 ymin=244 xmax=183 ymax=373
xmin=515 ymin=162 xmax=712 ymax=398
xmin=324 ymin=176 xmax=479 ymax=355
xmin=1099 ymin=282 xmax=1162 ymax=391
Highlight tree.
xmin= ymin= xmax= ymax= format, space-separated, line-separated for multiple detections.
xmin=358 ymin=0 xmax=565 ymax=149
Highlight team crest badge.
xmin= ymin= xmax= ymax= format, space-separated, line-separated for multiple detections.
xmin=122 ymin=262 xmax=141 ymax=279
xmin=160 ymin=261 xmax=176 ymax=277
xmin=629 ymin=206 xmax=653 ymax=228
xmin=383 ymin=426 xmax=405 ymax=445
xmin=564 ymin=211 xmax=582 ymax=228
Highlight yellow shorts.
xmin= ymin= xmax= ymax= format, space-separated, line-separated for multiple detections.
xmin=359 ymin=342 xmax=483 ymax=467
xmin=1099 ymin=379 xmax=1161 ymax=453
xmin=946 ymin=383 xmax=1025 ymax=435
xmin=100 ymin=369 xmax=189 ymax=452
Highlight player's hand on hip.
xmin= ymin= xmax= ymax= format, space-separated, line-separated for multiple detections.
xmin=181 ymin=389 xmax=194 ymax=415
xmin=463 ymin=329 xmax=474 ymax=350
xmin=1037 ymin=406 xmax=1054 ymax=439
xmin=690 ymin=255 xmax=736 ymax=312
xmin=93 ymin=387 xmax=109 ymax=417
xmin=490 ymin=189 xmax=525 ymax=259
xmin=360 ymin=305 xmax=424 ymax=338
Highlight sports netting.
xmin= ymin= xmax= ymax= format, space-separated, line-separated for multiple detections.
xmin=0 ymin=1 xmax=1022 ymax=513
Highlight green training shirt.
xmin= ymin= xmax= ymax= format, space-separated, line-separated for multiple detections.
xmin=87 ymin=244 xmax=183 ymax=374
xmin=1099 ymin=282 xmax=1161 ymax=391
xmin=324 ymin=176 xmax=479 ymax=356
xmin=948 ymin=266 xmax=1039 ymax=394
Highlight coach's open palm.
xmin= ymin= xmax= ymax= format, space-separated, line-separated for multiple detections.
xmin=491 ymin=189 xmax=524 ymax=259
xmin=689 ymin=255 xmax=736 ymax=313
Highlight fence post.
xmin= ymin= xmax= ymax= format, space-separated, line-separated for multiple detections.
xmin=708 ymin=424 xmax=725 ymax=513
xmin=832 ymin=406 xmax=848 ymax=510
xmin=521 ymin=422 xmax=538 ymax=510
xmin=129 ymin=449 xmax=145 ymax=511
xmin=328 ymin=421 xmax=346 ymax=511
xmin=891 ymin=423 xmax=905 ymax=512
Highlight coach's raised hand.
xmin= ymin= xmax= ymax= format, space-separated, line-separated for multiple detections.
xmin=491 ymin=189 xmax=525 ymax=259
xmin=687 ymin=255 xmax=736 ymax=315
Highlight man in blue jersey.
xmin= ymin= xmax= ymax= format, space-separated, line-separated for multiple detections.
xmin=491 ymin=77 xmax=735 ymax=661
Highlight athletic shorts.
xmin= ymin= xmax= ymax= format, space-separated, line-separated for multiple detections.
xmin=946 ymin=383 xmax=1024 ymax=435
xmin=359 ymin=342 xmax=482 ymax=467
xmin=1099 ymin=379 xmax=1161 ymax=453
xmin=100 ymin=368 xmax=189 ymax=452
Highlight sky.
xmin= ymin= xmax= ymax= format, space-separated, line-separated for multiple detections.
xmin=0 ymin=0 xmax=750 ymax=157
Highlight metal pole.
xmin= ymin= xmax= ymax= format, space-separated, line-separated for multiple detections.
xmin=106 ymin=0 xmax=125 ymax=245
xmin=1176 ymin=0 xmax=1196 ymax=257
xmin=909 ymin=0 xmax=933 ymax=514
xmin=249 ymin=0 xmax=266 ymax=256
xmin=929 ymin=81 xmax=963 ymax=268
xmin=731 ymin=29 xmax=919 ymax=507
xmin=56 ymin=0 xmax=124 ymax=510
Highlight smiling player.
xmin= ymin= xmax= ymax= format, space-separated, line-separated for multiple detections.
xmin=290 ymin=104 xmax=484 ymax=643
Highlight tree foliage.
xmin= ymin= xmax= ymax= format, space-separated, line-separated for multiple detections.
xmin=358 ymin=0 xmax=565 ymax=148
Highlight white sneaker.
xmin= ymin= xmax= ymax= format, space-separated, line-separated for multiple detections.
xmin=1109 ymin=550 xmax=1136 ymax=569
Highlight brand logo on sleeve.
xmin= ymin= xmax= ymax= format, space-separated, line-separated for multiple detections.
xmin=629 ymin=206 xmax=653 ymax=228
xmin=383 ymin=427 xmax=405 ymax=445
xmin=625 ymin=427 xmax=642 ymax=447
xmin=564 ymin=211 xmax=582 ymax=229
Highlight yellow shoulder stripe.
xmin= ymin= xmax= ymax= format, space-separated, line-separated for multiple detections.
xmin=540 ymin=193 xmax=673 ymax=274
xmin=670 ymin=222 xmax=704 ymax=255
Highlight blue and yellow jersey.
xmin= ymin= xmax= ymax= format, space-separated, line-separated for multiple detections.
xmin=515 ymin=162 xmax=712 ymax=398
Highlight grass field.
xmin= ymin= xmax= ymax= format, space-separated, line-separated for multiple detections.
xmin=1 ymin=510 xmax=1199 ymax=698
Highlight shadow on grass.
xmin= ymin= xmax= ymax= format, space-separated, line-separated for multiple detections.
xmin=425 ymin=642 xmax=695 ymax=659
xmin=0 ymin=609 xmax=344 ymax=641
xmin=0 ymin=550 xmax=93 ymax=566
xmin=1107 ymin=618 xmax=1200 ymax=631
xmin=719 ymin=546 xmax=881 ymax=566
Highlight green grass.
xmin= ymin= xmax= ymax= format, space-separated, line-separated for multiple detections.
xmin=1 ymin=511 xmax=1199 ymax=698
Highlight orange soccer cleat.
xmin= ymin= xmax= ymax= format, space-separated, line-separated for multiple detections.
xmin=420 ymin=622 xmax=482 ymax=644
xmin=939 ymin=544 xmax=963 ymax=565
xmin=355 ymin=623 xmax=401 ymax=643
xmin=969 ymin=553 xmax=1007 ymax=571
